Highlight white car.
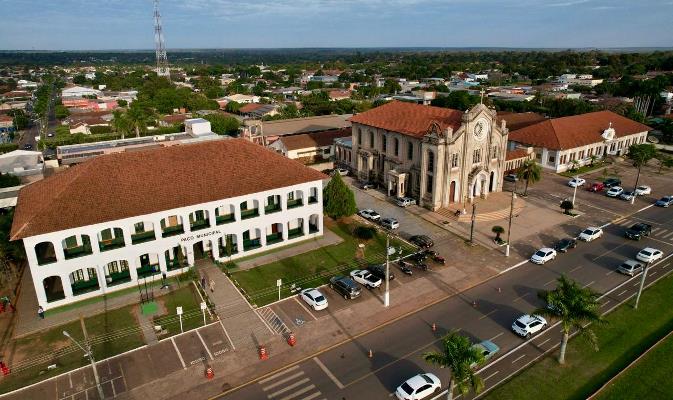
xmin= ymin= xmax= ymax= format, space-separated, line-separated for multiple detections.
xmin=336 ymin=168 xmax=349 ymax=176
xmin=395 ymin=373 xmax=441 ymax=400
xmin=635 ymin=185 xmax=651 ymax=196
xmin=350 ymin=269 xmax=382 ymax=289
xmin=512 ymin=314 xmax=548 ymax=338
xmin=530 ymin=247 xmax=557 ymax=265
xmin=619 ymin=191 xmax=636 ymax=201
xmin=395 ymin=197 xmax=417 ymax=207
xmin=568 ymin=177 xmax=586 ymax=188
xmin=606 ymin=186 xmax=624 ymax=197
xmin=636 ymin=247 xmax=663 ymax=263
xmin=578 ymin=227 xmax=603 ymax=242
xmin=358 ymin=209 xmax=381 ymax=221
xmin=299 ymin=288 xmax=328 ymax=311
xmin=380 ymin=217 xmax=400 ymax=230
xmin=617 ymin=259 xmax=644 ymax=276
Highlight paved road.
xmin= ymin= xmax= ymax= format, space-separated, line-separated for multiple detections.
xmin=218 ymin=203 xmax=673 ymax=400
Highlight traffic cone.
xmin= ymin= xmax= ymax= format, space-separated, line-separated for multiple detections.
xmin=205 ymin=366 xmax=214 ymax=379
xmin=368 ymin=349 xmax=373 ymax=358
xmin=287 ymin=333 xmax=296 ymax=347
xmin=259 ymin=345 xmax=268 ymax=360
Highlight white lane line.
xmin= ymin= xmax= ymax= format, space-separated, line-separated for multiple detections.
xmin=479 ymin=309 xmax=498 ymax=320
xmin=652 ymin=227 xmax=662 ymax=233
xmin=513 ymin=293 xmax=530 ymax=303
xmin=295 ymin=297 xmax=318 ymax=321
xmin=488 ymin=332 xmax=504 ymax=342
xmin=601 ymin=300 xmax=611 ymax=308
xmin=512 ymin=354 xmax=526 ymax=364
xmin=633 ymin=280 xmax=642 ymax=287
xmin=255 ymin=307 xmax=277 ymax=335
xmin=300 ymin=392 xmax=322 ymax=400
xmin=483 ymin=370 xmax=500 ymax=382
xmin=313 ymin=357 xmax=345 ymax=389
xmin=543 ymin=279 xmax=555 ymax=287
xmin=68 ymin=372 xmax=72 ymax=388
xmin=617 ymin=289 xmax=628 ymax=296
xmin=266 ymin=378 xmax=310 ymax=398
xmin=499 ymin=260 xmax=529 ymax=275
xmin=170 ymin=337 xmax=186 ymax=369
xmin=664 ymin=263 xmax=671 ymax=268
xmin=605 ymin=270 xmax=615 ymax=276
xmin=537 ymin=338 xmax=551 ymax=347
xmin=583 ymin=280 xmax=595 ymax=288
xmin=569 ymin=265 xmax=583 ymax=273
xmin=259 ymin=365 xmax=301 ymax=384
xmin=196 ymin=330 xmax=214 ymax=361
xmin=261 ymin=371 xmax=305 ymax=391
xmin=654 ymin=229 xmax=667 ymax=237
xmin=278 ymin=385 xmax=316 ymax=400
xmin=650 ymin=271 xmax=658 ymax=277
xmin=218 ymin=319 xmax=236 ymax=351
xmin=662 ymin=232 xmax=673 ymax=239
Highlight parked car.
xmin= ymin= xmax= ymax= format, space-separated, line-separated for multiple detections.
xmin=636 ymin=247 xmax=664 ymax=263
xmin=395 ymin=373 xmax=441 ymax=400
xmin=349 ymin=269 xmax=382 ymax=289
xmin=512 ymin=314 xmax=548 ymax=338
xmin=655 ymin=196 xmax=673 ymax=207
xmin=395 ymin=197 xmax=417 ymax=207
xmin=619 ymin=191 xmax=636 ymax=201
xmin=329 ymin=276 xmax=362 ymax=299
xmin=606 ymin=186 xmax=624 ymax=197
xmin=380 ymin=217 xmax=400 ymax=230
xmin=361 ymin=182 xmax=376 ymax=190
xmin=335 ymin=168 xmax=349 ymax=176
xmin=299 ymin=288 xmax=328 ymax=311
xmin=23 ymin=143 xmax=33 ymax=150
xmin=568 ymin=177 xmax=586 ymax=188
xmin=504 ymin=174 xmax=518 ymax=182
xmin=635 ymin=185 xmax=651 ymax=196
xmin=603 ymin=177 xmax=622 ymax=188
xmin=625 ymin=223 xmax=652 ymax=240
xmin=530 ymin=247 xmax=557 ymax=265
xmin=554 ymin=238 xmax=577 ymax=253
xmin=578 ymin=227 xmax=603 ymax=242
xmin=409 ymin=235 xmax=434 ymax=248
xmin=368 ymin=264 xmax=395 ymax=281
xmin=588 ymin=182 xmax=605 ymax=192
xmin=617 ymin=259 xmax=644 ymax=276
xmin=358 ymin=209 xmax=381 ymax=221
xmin=470 ymin=340 xmax=500 ymax=368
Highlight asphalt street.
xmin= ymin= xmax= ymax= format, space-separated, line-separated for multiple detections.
xmin=217 ymin=203 xmax=673 ymax=400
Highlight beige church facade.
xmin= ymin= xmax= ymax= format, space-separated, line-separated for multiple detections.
xmin=349 ymin=101 xmax=509 ymax=211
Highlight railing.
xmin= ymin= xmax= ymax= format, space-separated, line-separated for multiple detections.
xmin=131 ymin=230 xmax=156 ymax=244
xmin=287 ymin=199 xmax=303 ymax=209
xmin=216 ymin=214 xmax=235 ymax=225
xmin=162 ymin=224 xmax=184 ymax=238
xmin=190 ymin=219 xmax=210 ymax=231
xmin=98 ymin=236 xmax=125 ymax=252
xmin=266 ymin=232 xmax=283 ymax=245
xmin=37 ymin=255 xmax=58 ymax=266
xmin=288 ymin=227 xmax=304 ymax=239
xmin=240 ymin=209 xmax=259 ymax=220
xmin=309 ymin=224 xmax=319 ymax=234
xmin=64 ymin=244 xmax=92 ymax=260
xmin=166 ymin=259 xmax=184 ymax=271
xmin=264 ymin=203 xmax=281 ymax=214
xmin=243 ymin=239 xmax=261 ymax=251
xmin=137 ymin=264 xmax=160 ymax=278
xmin=106 ymin=270 xmax=131 ymax=287
xmin=218 ymin=246 xmax=238 ymax=257
xmin=308 ymin=196 xmax=318 ymax=204
xmin=71 ymin=279 xmax=100 ymax=296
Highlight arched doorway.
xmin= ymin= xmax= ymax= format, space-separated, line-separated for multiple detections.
xmin=449 ymin=181 xmax=456 ymax=203
xmin=43 ymin=276 xmax=65 ymax=302
xmin=489 ymin=171 xmax=496 ymax=192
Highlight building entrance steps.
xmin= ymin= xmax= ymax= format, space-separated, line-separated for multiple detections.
xmin=436 ymin=191 xmax=526 ymax=223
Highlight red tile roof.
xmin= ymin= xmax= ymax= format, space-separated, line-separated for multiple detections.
xmin=496 ymin=112 xmax=547 ymax=132
xmin=279 ymin=128 xmax=352 ymax=151
xmin=508 ymin=111 xmax=651 ymax=151
xmin=506 ymin=149 xmax=530 ymax=161
xmin=349 ymin=100 xmax=463 ymax=138
xmin=239 ymin=103 xmax=264 ymax=113
xmin=11 ymin=139 xmax=326 ymax=240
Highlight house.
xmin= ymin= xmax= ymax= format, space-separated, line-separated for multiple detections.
xmin=69 ymin=122 xmax=91 ymax=135
xmin=0 ymin=150 xmax=44 ymax=178
xmin=508 ymin=111 xmax=651 ymax=172
xmin=160 ymin=113 xmax=191 ymax=127
xmin=11 ymin=139 xmax=326 ymax=309
xmin=61 ymin=85 xmax=101 ymax=98
xmin=223 ymin=94 xmax=260 ymax=104
xmin=238 ymin=103 xmax=280 ymax=119
xmin=327 ymin=90 xmax=351 ymax=101
xmin=0 ymin=115 xmax=13 ymax=130
xmin=268 ymin=128 xmax=351 ymax=164
xmin=349 ymin=100 xmax=510 ymax=209
xmin=242 ymin=114 xmax=352 ymax=146
xmin=0 ymin=90 xmax=31 ymax=101
xmin=334 ymin=137 xmax=353 ymax=168
xmin=17 ymin=80 xmax=38 ymax=89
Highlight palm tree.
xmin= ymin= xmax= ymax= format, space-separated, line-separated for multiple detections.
xmin=589 ymin=154 xmax=599 ymax=167
xmin=534 ymin=275 xmax=603 ymax=364
xmin=491 ymin=226 xmax=505 ymax=243
xmin=111 ymin=110 xmax=131 ymax=140
xmin=516 ymin=159 xmax=542 ymax=196
xmin=627 ymin=143 xmax=658 ymax=196
xmin=569 ymin=159 xmax=580 ymax=172
xmin=422 ymin=331 xmax=484 ymax=400
xmin=127 ymin=103 xmax=147 ymax=138
xmin=657 ymin=154 xmax=673 ymax=174
xmin=560 ymin=200 xmax=574 ymax=215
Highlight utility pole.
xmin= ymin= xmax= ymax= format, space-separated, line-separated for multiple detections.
xmin=63 ymin=331 xmax=104 ymax=400
xmin=634 ymin=261 xmax=651 ymax=309
xmin=572 ymin=175 xmax=579 ymax=207
xmin=153 ymin=0 xmax=170 ymax=79
xmin=384 ymin=233 xmax=390 ymax=307
xmin=505 ymin=183 xmax=516 ymax=257
xmin=469 ymin=203 xmax=477 ymax=245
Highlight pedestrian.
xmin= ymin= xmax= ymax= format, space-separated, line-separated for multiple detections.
xmin=201 ymin=275 xmax=206 ymax=289
xmin=37 ymin=305 xmax=44 ymax=319
xmin=209 ymin=279 xmax=215 ymax=293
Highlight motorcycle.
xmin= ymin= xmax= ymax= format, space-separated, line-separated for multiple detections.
xmin=415 ymin=262 xmax=429 ymax=271
xmin=398 ymin=260 xmax=413 ymax=275
xmin=424 ymin=250 xmax=445 ymax=265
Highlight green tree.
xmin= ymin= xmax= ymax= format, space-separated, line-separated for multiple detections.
xmin=127 ymin=103 xmax=148 ymax=138
xmin=516 ymin=159 xmax=542 ymax=196
xmin=560 ymin=200 xmax=574 ymax=215
xmin=491 ymin=226 xmax=505 ymax=242
xmin=657 ymin=154 xmax=673 ymax=173
xmin=323 ymin=174 xmax=357 ymax=219
xmin=117 ymin=99 xmax=128 ymax=107
xmin=203 ymin=113 xmax=240 ymax=136
xmin=54 ymin=105 xmax=70 ymax=119
xmin=225 ymin=101 xmax=241 ymax=113
xmin=422 ymin=331 xmax=484 ymax=400
xmin=627 ymin=143 xmax=658 ymax=196
xmin=73 ymin=74 xmax=87 ymax=84
xmin=569 ymin=159 xmax=580 ymax=172
xmin=534 ymin=275 xmax=603 ymax=364
xmin=112 ymin=110 xmax=131 ymax=140
xmin=0 ymin=173 xmax=20 ymax=188
xmin=431 ymin=91 xmax=480 ymax=110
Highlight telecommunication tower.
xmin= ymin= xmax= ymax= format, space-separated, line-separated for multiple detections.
xmin=153 ymin=0 xmax=170 ymax=79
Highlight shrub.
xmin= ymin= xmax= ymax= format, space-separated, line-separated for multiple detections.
xmin=353 ymin=225 xmax=376 ymax=240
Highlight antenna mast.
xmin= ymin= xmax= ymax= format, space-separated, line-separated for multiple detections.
xmin=154 ymin=0 xmax=170 ymax=79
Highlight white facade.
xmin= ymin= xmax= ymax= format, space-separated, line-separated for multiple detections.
xmin=62 ymin=86 xmax=102 ymax=98
xmin=24 ymin=181 xmax=324 ymax=310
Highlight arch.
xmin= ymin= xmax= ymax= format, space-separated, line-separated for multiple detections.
xmin=266 ymin=222 xmax=284 ymax=245
xmin=62 ymin=234 xmax=92 ymax=260
xmin=309 ymin=214 xmax=320 ymax=234
xmin=189 ymin=209 xmax=211 ymax=231
xmin=427 ymin=150 xmax=435 ymax=172
xmin=98 ymin=227 xmax=125 ymax=252
xmin=489 ymin=171 xmax=496 ymax=192
xmin=449 ymin=181 xmax=456 ymax=203
xmin=287 ymin=189 xmax=304 ymax=209
xmin=288 ymin=218 xmax=305 ymax=239
xmin=242 ymin=228 xmax=262 ymax=251
xmin=394 ymin=137 xmax=399 ymax=156
xmin=240 ymin=199 xmax=260 ymax=220
xmin=137 ymin=253 xmax=160 ymax=279
xmin=369 ymin=130 xmax=374 ymax=148
xmin=265 ymin=194 xmax=282 ymax=214
xmin=104 ymin=260 xmax=131 ymax=287
xmin=43 ymin=276 xmax=65 ymax=303
xmin=165 ymin=246 xmax=187 ymax=271
xmin=35 ymin=241 xmax=57 ymax=265
xmin=160 ymin=215 xmax=184 ymax=237
xmin=69 ymin=267 xmax=100 ymax=296
xmin=215 ymin=204 xmax=236 ymax=225
xmin=308 ymin=187 xmax=319 ymax=204
xmin=131 ymin=221 xmax=156 ymax=244
xmin=218 ymin=235 xmax=238 ymax=258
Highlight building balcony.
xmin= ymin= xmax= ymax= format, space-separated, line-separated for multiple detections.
xmin=266 ymin=232 xmax=283 ymax=245
xmin=309 ymin=224 xmax=319 ymax=234
xmin=240 ymin=209 xmax=259 ymax=220
xmin=218 ymin=246 xmax=238 ymax=257
xmin=137 ymin=264 xmax=160 ymax=279
xmin=287 ymin=199 xmax=303 ymax=209
xmin=162 ymin=224 xmax=184 ymax=238
xmin=166 ymin=259 xmax=184 ymax=272
xmin=99 ymin=237 xmax=125 ymax=252
xmin=71 ymin=278 xmax=100 ymax=296
xmin=288 ymin=227 xmax=304 ymax=239
xmin=308 ymin=196 xmax=318 ymax=204
xmin=131 ymin=230 xmax=156 ymax=245
xmin=106 ymin=270 xmax=131 ymax=287
xmin=243 ymin=239 xmax=261 ymax=251
xmin=190 ymin=219 xmax=210 ymax=232
xmin=64 ymin=244 xmax=93 ymax=260
xmin=264 ymin=203 xmax=281 ymax=214
xmin=215 ymin=214 xmax=235 ymax=225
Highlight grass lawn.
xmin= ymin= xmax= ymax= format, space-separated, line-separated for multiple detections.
xmin=559 ymin=162 xmax=610 ymax=178
xmin=482 ymin=273 xmax=673 ymax=400
xmin=594 ymin=332 xmax=673 ymax=400
xmin=231 ymin=217 xmax=416 ymax=306
xmin=153 ymin=285 xmax=204 ymax=337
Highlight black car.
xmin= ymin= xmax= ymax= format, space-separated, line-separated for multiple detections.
xmin=23 ymin=143 xmax=33 ymax=150
xmin=367 ymin=264 xmax=395 ymax=281
xmin=554 ymin=238 xmax=577 ymax=253
xmin=603 ymin=177 xmax=622 ymax=188
xmin=625 ymin=223 xmax=652 ymax=240
xmin=409 ymin=235 xmax=434 ymax=248
xmin=329 ymin=276 xmax=361 ymax=299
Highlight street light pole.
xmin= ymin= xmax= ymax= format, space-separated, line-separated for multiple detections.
xmin=634 ymin=261 xmax=650 ymax=309
xmin=63 ymin=331 xmax=104 ymax=400
xmin=469 ymin=203 xmax=477 ymax=245
xmin=384 ymin=233 xmax=390 ymax=307
xmin=505 ymin=182 xmax=516 ymax=257
xmin=572 ymin=175 xmax=579 ymax=207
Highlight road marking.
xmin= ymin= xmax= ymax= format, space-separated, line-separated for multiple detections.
xmin=583 ymin=280 xmax=595 ymax=288
xmin=543 ymin=279 xmax=556 ymax=287
xmin=479 ymin=309 xmax=498 ymax=320
xmin=654 ymin=229 xmax=667 ymax=236
xmin=601 ymin=300 xmax=611 ymax=308
xmin=537 ymin=338 xmax=551 ymax=347
xmin=569 ymin=265 xmax=583 ymax=273
xmin=261 ymin=371 xmax=305 ymax=391
xmin=265 ymin=378 xmax=310 ymax=397
xmin=489 ymin=332 xmax=504 ymax=342
xmin=633 ymin=280 xmax=641 ymax=287
xmin=512 ymin=354 xmax=526 ymax=364
xmin=313 ymin=357 xmax=345 ymax=389
xmin=255 ymin=307 xmax=277 ymax=335
xmin=277 ymin=385 xmax=316 ymax=400
xmin=499 ymin=260 xmax=529 ymax=275
xmin=299 ymin=392 xmax=322 ymax=400
xmin=605 ymin=270 xmax=615 ymax=276
xmin=259 ymin=365 xmax=301 ymax=384
xmin=483 ymin=370 xmax=500 ymax=381
xmin=664 ymin=263 xmax=671 ymax=268
xmin=196 ymin=330 xmax=214 ymax=361
xmin=662 ymin=232 xmax=673 ymax=239
xmin=170 ymin=337 xmax=186 ymax=369
xmin=650 ymin=271 xmax=658 ymax=277
xmin=295 ymin=297 xmax=318 ymax=321
xmin=649 ymin=237 xmax=673 ymax=246
xmin=617 ymin=289 xmax=628 ymax=296
xmin=513 ymin=293 xmax=530 ymax=303
xmin=218 ymin=319 xmax=236 ymax=351
xmin=68 ymin=372 xmax=72 ymax=388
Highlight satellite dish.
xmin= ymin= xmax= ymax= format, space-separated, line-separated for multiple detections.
xmin=647 ymin=136 xmax=659 ymax=144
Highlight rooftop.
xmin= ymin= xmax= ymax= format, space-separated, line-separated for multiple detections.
xmin=277 ymin=128 xmax=351 ymax=151
xmin=251 ymin=114 xmax=352 ymax=137
xmin=11 ymin=139 xmax=326 ymax=240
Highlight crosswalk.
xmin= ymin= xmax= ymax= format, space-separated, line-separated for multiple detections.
xmin=612 ymin=218 xmax=673 ymax=242
xmin=258 ymin=365 xmax=326 ymax=400
xmin=257 ymin=306 xmax=292 ymax=335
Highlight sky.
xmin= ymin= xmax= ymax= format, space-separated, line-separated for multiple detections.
xmin=1 ymin=0 xmax=672 ymax=50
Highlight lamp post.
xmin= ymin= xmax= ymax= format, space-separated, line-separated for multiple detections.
xmin=469 ymin=203 xmax=477 ymax=245
xmin=384 ymin=233 xmax=391 ymax=307
xmin=505 ymin=182 xmax=517 ymax=257
xmin=634 ymin=260 xmax=651 ymax=310
xmin=63 ymin=330 xmax=104 ymax=400
xmin=571 ymin=175 xmax=579 ymax=207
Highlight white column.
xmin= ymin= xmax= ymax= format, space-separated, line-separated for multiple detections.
xmin=122 ymin=226 xmax=132 ymax=248
xmin=158 ymin=250 xmax=167 ymax=273
xmin=211 ymin=239 xmax=220 ymax=260
xmin=62 ymin=274 xmax=74 ymax=299
xmin=282 ymin=222 xmax=289 ymax=241
xmin=259 ymin=227 xmax=267 ymax=247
